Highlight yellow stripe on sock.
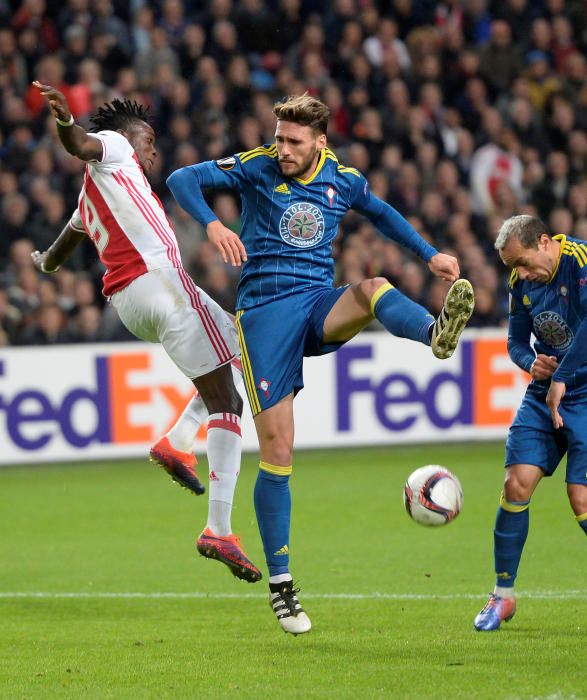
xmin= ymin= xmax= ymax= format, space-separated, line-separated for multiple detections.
xmin=235 ymin=311 xmax=262 ymax=416
xmin=576 ymin=512 xmax=587 ymax=523
xmin=370 ymin=282 xmax=394 ymax=316
xmin=499 ymin=492 xmax=529 ymax=513
xmin=260 ymin=461 xmax=292 ymax=476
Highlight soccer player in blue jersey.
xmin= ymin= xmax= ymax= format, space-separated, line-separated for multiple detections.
xmin=474 ymin=215 xmax=587 ymax=632
xmin=167 ymin=94 xmax=474 ymax=635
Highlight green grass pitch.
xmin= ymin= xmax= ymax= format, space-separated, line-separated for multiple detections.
xmin=1 ymin=443 xmax=585 ymax=699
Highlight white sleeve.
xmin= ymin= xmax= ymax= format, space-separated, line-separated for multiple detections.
xmin=69 ymin=208 xmax=85 ymax=232
xmin=88 ymin=130 xmax=134 ymax=167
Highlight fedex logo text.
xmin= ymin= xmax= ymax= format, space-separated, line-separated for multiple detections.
xmin=0 ymin=353 xmax=194 ymax=452
xmin=336 ymin=339 xmax=528 ymax=433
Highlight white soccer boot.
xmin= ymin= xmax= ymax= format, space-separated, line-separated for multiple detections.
xmin=269 ymin=580 xmax=312 ymax=635
xmin=431 ymin=278 xmax=475 ymax=359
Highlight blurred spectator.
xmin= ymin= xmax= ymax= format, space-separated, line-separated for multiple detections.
xmin=363 ymin=17 xmax=411 ymax=71
xmin=69 ymin=303 xmax=104 ymax=342
xmin=470 ymin=128 xmax=523 ymax=215
xmin=0 ymin=27 xmax=28 ymax=95
xmin=0 ymin=287 xmax=22 ymax=346
xmin=12 ymin=0 xmax=59 ymax=54
xmin=532 ymin=151 xmax=574 ymax=220
xmin=16 ymin=302 xmax=73 ymax=345
xmin=479 ymin=20 xmax=523 ymax=95
xmin=1 ymin=195 xmax=30 ymax=262
xmin=525 ymin=50 xmax=561 ymax=112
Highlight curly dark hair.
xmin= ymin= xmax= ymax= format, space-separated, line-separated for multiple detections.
xmin=89 ymin=98 xmax=151 ymax=133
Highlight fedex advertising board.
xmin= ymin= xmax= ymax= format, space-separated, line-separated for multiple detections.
xmin=0 ymin=329 xmax=528 ymax=465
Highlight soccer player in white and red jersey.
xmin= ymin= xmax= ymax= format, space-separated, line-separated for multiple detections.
xmin=30 ymin=81 xmax=261 ymax=584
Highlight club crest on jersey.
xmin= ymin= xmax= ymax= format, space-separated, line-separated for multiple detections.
xmin=533 ymin=311 xmax=573 ymax=351
xmin=216 ymin=156 xmax=236 ymax=171
xmin=279 ymin=202 xmax=325 ymax=248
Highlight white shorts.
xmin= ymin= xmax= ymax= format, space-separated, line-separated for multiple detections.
xmin=111 ymin=267 xmax=239 ymax=379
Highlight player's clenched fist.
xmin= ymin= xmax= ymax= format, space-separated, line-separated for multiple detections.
xmin=427 ymin=252 xmax=460 ymax=282
xmin=530 ymin=354 xmax=558 ymax=381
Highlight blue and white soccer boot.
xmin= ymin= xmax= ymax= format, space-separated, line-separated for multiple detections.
xmin=474 ymin=593 xmax=517 ymax=631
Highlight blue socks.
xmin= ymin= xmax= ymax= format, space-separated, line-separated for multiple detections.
xmin=493 ymin=493 xmax=530 ymax=589
xmin=254 ymin=464 xmax=292 ymax=577
xmin=577 ymin=514 xmax=587 ymax=535
xmin=372 ymin=283 xmax=434 ymax=346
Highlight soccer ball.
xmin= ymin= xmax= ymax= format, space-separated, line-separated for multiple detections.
xmin=403 ymin=465 xmax=463 ymax=526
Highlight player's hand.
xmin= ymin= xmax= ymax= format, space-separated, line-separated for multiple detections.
xmin=206 ymin=220 xmax=247 ymax=266
xmin=530 ymin=354 xmax=558 ymax=381
xmin=31 ymin=250 xmax=59 ymax=273
xmin=427 ymin=253 xmax=460 ymax=282
xmin=546 ymin=380 xmax=565 ymax=429
xmin=32 ymin=81 xmax=71 ymax=122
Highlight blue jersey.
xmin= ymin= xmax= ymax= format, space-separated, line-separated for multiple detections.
xmin=508 ymin=234 xmax=587 ymax=388
xmin=167 ymin=145 xmax=437 ymax=309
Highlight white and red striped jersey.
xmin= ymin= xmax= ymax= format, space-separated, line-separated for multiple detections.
xmin=70 ymin=130 xmax=182 ymax=297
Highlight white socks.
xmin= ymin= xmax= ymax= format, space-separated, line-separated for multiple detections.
xmin=165 ymin=393 xmax=207 ymax=452
xmin=269 ymin=573 xmax=293 ymax=585
xmin=205 ymin=413 xmax=242 ymax=536
xmin=164 ymin=366 xmax=245 ymax=537
xmin=494 ymin=586 xmax=516 ymax=599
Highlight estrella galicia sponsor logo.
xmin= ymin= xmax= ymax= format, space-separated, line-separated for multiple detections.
xmin=279 ymin=202 xmax=325 ymax=248
xmin=533 ymin=311 xmax=573 ymax=351
xmin=216 ymin=156 xmax=236 ymax=171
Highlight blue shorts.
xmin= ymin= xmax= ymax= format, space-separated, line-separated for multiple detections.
xmin=235 ymin=287 xmax=348 ymax=415
xmin=505 ymin=384 xmax=587 ymax=485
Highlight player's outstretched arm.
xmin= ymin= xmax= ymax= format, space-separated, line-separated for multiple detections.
xmin=507 ymin=295 xmax=536 ymax=374
xmin=167 ymin=166 xmax=247 ymax=266
xmin=31 ymin=223 xmax=86 ymax=274
xmin=351 ymin=180 xmax=461 ymax=280
xmin=33 ymin=81 xmax=102 ymax=161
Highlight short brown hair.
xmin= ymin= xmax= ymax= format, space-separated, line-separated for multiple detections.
xmin=272 ymin=93 xmax=330 ymax=134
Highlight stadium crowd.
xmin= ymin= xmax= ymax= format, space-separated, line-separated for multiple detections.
xmin=0 ymin=0 xmax=586 ymax=346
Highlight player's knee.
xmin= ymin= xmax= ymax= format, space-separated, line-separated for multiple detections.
xmin=362 ymin=277 xmax=389 ymax=298
xmin=260 ymin=432 xmax=293 ymax=466
xmin=567 ymin=484 xmax=587 ymax=516
xmin=195 ymin=379 xmax=243 ymax=416
xmin=356 ymin=277 xmax=390 ymax=310
xmin=503 ymin=475 xmax=532 ymax=503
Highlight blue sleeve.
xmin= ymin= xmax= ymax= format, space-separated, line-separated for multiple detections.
xmin=350 ymin=173 xmax=438 ymax=261
xmin=552 ymin=272 xmax=587 ymax=383
xmin=166 ymin=156 xmax=246 ymax=227
xmin=507 ymin=285 xmax=535 ymax=373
